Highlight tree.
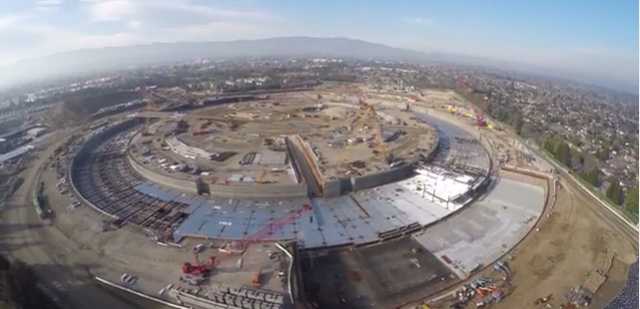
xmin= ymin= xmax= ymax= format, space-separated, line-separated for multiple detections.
xmin=624 ymin=186 xmax=639 ymax=214
xmin=596 ymin=144 xmax=610 ymax=162
xmin=555 ymin=141 xmax=572 ymax=168
xmin=511 ymin=113 xmax=524 ymax=135
xmin=605 ymin=177 xmax=623 ymax=205
xmin=0 ymin=256 xmax=60 ymax=309
xmin=583 ymin=167 xmax=600 ymax=186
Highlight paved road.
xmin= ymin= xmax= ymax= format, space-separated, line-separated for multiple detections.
xmin=0 ymin=130 xmax=139 ymax=309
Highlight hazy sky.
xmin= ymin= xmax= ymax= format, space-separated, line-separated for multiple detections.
xmin=0 ymin=0 xmax=638 ymax=86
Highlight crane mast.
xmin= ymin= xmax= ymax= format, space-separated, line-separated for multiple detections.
xmin=139 ymin=89 xmax=158 ymax=135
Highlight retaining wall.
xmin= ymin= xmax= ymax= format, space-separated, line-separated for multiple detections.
xmin=501 ymin=165 xmax=551 ymax=179
xmin=286 ymin=136 xmax=321 ymax=197
xmin=351 ymin=163 xmax=415 ymax=192
xmin=322 ymin=177 xmax=353 ymax=198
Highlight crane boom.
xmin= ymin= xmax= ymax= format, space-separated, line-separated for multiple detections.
xmin=245 ymin=204 xmax=312 ymax=243
xmin=358 ymin=98 xmax=388 ymax=161
xmin=457 ymin=76 xmax=487 ymax=126
xmin=214 ymin=203 xmax=312 ymax=263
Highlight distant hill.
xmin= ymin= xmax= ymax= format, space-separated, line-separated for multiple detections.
xmin=0 ymin=37 xmax=433 ymax=88
xmin=42 ymin=91 xmax=141 ymax=129
xmin=0 ymin=36 xmax=636 ymax=94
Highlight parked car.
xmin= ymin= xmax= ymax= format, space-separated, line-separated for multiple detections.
xmin=120 ymin=273 xmax=137 ymax=285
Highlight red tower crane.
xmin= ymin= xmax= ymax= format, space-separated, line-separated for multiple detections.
xmin=180 ymin=204 xmax=311 ymax=275
xmin=244 ymin=203 xmax=312 ymax=244
xmin=458 ymin=76 xmax=488 ymax=127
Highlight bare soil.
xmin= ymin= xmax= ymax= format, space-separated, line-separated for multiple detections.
xmin=488 ymin=180 xmax=635 ymax=308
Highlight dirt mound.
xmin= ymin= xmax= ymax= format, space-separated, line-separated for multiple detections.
xmin=322 ymin=106 xmax=351 ymax=119
xmin=44 ymin=101 xmax=88 ymax=130
xmin=42 ymin=91 xmax=141 ymax=129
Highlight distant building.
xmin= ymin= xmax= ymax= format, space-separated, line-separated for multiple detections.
xmin=27 ymin=127 xmax=48 ymax=138
xmin=0 ymin=145 xmax=33 ymax=168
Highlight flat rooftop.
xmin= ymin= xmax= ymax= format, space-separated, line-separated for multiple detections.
xmin=413 ymin=176 xmax=546 ymax=278
xmin=0 ymin=145 xmax=32 ymax=163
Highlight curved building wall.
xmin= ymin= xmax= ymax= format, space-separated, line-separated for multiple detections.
xmin=128 ymin=152 xmax=309 ymax=199
xmin=128 ymin=155 xmax=197 ymax=193
xmin=71 ymin=117 xmax=310 ymax=201
xmin=69 ymin=119 xmax=141 ymax=217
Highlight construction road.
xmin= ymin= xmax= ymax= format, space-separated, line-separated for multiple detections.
xmin=561 ymin=174 xmax=638 ymax=248
xmin=537 ymin=153 xmax=639 ymax=250
xmin=0 ymin=129 xmax=157 ymax=309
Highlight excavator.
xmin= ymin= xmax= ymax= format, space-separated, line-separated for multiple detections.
xmin=533 ymin=294 xmax=553 ymax=306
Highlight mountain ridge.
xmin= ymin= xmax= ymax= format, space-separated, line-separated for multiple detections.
xmin=0 ymin=36 xmax=636 ymax=94
xmin=0 ymin=37 xmax=435 ymax=89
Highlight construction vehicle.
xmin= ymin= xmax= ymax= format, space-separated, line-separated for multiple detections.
xmin=252 ymin=270 xmax=262 ymax=287
xmin=207 ymin=204 xmax=312 ymax=288
xmin=493 ymin=260 xmax=511 ymax=280
xmin=476 ymin=286 xmax=492 ymax=298
xmin=256 ymin=170 xmax=268 ymax=184
xmin=181 ymin=250 xmax=216 ymax=277
xmin=469 ymin=277 xmax=493 ymax=290
xmin=533 ymin=294 xmax=553 ymax=305
xmin=457 ymin=76 xmax=488 ymax=127
xmin=490 ymin=289 xmax=504 ymax=302
xmin=180 ymin=275 xmax=205 ymax=286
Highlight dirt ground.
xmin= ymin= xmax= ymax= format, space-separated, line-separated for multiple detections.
xmin=41 ymin=163 xmax=288 ymax=294
xmin=140 ymin=97 xmax=438 ymax=181
xmin=480 ymin=178 xmax=635 ymax=309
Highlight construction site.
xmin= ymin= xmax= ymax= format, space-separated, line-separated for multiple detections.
xmin=127 ymin=92 xmax=439 ymax=197
xmin=4 ymin=83 xmax=634 ymax=309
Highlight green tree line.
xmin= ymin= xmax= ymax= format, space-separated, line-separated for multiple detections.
xmin=541 ymin=134 xmax=638 ymax=216
xmin=0 ymin=256 xmax=60 ymax=309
